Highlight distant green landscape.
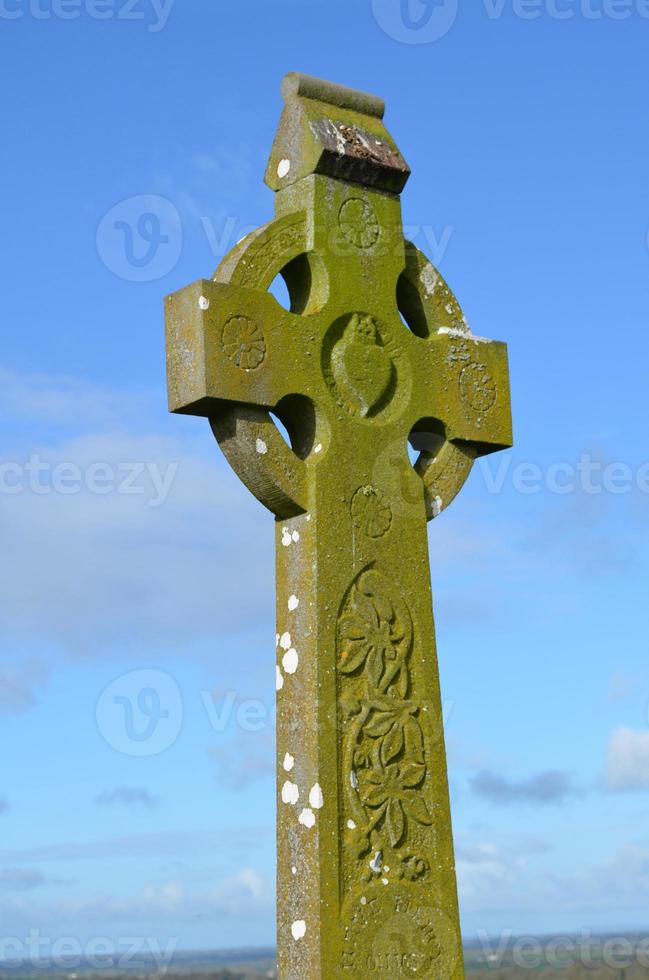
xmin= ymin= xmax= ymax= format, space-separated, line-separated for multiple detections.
xmin=2 ymin=936 xmax=649 ymax=979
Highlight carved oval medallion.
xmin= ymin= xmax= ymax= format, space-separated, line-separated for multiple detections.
xmin=221 ymin=315 xmax=266 ymax=370
xmin=339 ymin=886 xmax=462 ymax=978
xmin=459 ymin=362 xmax=496 ymax=413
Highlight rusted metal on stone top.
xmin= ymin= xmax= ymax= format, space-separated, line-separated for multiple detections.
xmin=265 ymin=71 xmax=411 ymax=195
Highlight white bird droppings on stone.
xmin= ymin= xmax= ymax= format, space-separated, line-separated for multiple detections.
xmin=281 ymin=781 xmax=299 ymax=806
xmin=347 ymin=819 xmax=356 ymax=830
xmin=314 ymin=443 xmax=322 ymax=454
xmin=292 ymin=530 xmax=300 ymax=543
xmin=370 ymin=851 xmax=383 ymax=874
xmin=420 ymin=263 xmax=439 ymax=296
xmin=299 ymin=808 xmax=316 ymax=828
xmin=255 ymin=438 xmax=267 ymax=455
xmin=277 ymin=159 xmax=291 ymax=179
xmin=291 ymin=920 xmax=306 ymax=941
xmin=360 ymin=896 xmax=367 ymax=906
xmin=283 ymin=648 xmax=299 ymax=675
xmin=279 ymin=632 xmax=291 ymax=651
xmin=283 ymin=752 xmax=295 ymax=772
xmin=291 ymin=866 xmax=297 ymax=875
xmin=382 ymin=877 xmax=389 ymax=886
xmin=438 ymin=325 xmax=490 ymax=343
xmin=281 ymin=528 xmax=292 ymax=547
xmin=276 ymin=666 xmax=284 ymax=691
xmin=288 ymin=595 xmax=299 ymax=611
xmin=198 ymin=295 xmax=210 ymax=310
xmin=433 ymin=495 xmax=443 ymax=518
xmin=309 ymin=783 xmax=324 ymax=810
xmin=350 ymin=771 xmax=359 ymax=790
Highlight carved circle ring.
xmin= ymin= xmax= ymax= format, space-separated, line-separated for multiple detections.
xmin=221 ymin=315 xmax=266 ymax=371
xmin=339 ymin=198 xmax=381 ymax=249
xmin=459 ymin=362 xmax=496 ymax=413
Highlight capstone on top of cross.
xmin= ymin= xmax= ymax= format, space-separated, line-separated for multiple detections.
xmin=264 ymin=71 xmax=411 ymax=195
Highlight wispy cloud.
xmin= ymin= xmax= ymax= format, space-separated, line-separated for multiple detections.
xmin=96 ymin=787 xmax=160 ymax=809
xmin=0 ymin=663 xmax=48 ymax=715
xmin=0 ymin=868 xmax=45 ymax=890
xmin=470 ymin=769 xmax=582 ymax=805
xmin=209 ymin=728 xmax=275 ymax=791
xmin=0 ymin=828 xmax=270 ymax=864
xmin=0 ymin=868 xmax=272 ymax=931
xmin=607 ymin=727 xmax=649 ymax=792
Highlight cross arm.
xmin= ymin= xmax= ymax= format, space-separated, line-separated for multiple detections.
xmin=415 ymin=330 xmax=512 ymax=454
xmin=165 ymin=278 xmax=307 ymax=416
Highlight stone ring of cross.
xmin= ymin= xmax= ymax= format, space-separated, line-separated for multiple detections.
xmin=166 ymin=72 xmax=511 ymax=525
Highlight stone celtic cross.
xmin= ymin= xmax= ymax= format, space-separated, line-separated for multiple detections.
xmin=166 ymin=72 xmax=512 ymax=979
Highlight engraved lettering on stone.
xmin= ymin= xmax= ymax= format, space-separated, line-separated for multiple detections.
xmin=340 ymin=889 xmax=461 ymax=978
xmin=221 ymin=315 xmax=266 ymax=370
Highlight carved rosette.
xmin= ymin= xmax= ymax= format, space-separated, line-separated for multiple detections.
xmin=337 ymin=568 xmax=434 ymax=894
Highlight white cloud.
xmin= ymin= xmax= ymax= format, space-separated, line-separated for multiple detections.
xmin=0 ymin=428 xmax=272 ymax=656
xmin=607 ymin=727 xmax=649 ymax=791
xmin=0 ymin=868 xmax=273 ymax=932
xmin=0 ymin=367 xmax=146 ymax=430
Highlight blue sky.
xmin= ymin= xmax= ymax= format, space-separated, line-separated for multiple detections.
xmin=2 ymin=0 xmax=649 ymax=957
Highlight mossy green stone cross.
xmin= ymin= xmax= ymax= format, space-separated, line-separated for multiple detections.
xmin=166 ymin=72 xmax=512 ymax=979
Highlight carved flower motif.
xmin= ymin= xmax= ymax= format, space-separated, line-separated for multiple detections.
xmin=399 ymin=853 xmax=429 ymax=881
xmin=338 ymin=574 xmax=409 ymax=695
xmin=339 ymin=198 xmax=380 ymax=249
xmin=351 ymin=486 xmax=392 ymax=539
xmin=357 ymin=762 xmax=432 ymax=848
xmin=221 ymin=316 xmax=266 ymax=370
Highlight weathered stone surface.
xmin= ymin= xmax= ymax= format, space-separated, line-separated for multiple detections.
xmin=166 ymin=71 xmax=512 ymax=979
